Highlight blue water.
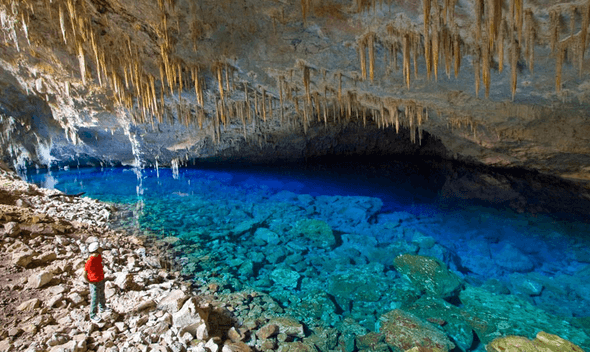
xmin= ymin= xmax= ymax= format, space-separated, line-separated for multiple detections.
xmin=24 ymin=163 xmax=590 ymax=349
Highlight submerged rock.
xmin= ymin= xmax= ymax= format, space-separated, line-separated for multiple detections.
xmin=486 ymin=331 xmax=585 ymax=352
xmin=378 ymin=309 xmax=455 ymax=352
xmin=289 ymin=219 xmax=336 ymax=248
xmin=393 ymin=254 xmax=463 ymax=299
xmin=493 ymin=243 xmax=535 ymax=273
xmin=459 ymin=286 xmax=590 ymax=348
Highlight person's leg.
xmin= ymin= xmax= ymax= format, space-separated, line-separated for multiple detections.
xmin=97 ymin=280 xmax=110 ymax=313
xmin=89 ymin=282 xmax=99 ymax=320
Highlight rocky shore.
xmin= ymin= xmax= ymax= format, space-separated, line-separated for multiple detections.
xmin=0 ymin=167 xmax=587 ymax=352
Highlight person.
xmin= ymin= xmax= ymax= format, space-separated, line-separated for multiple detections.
xmin=84 ymin=242 xmax=110 ymax=322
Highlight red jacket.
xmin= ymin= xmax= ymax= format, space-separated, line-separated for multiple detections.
xmin=85 ymin=255 xmax=104 ymax=283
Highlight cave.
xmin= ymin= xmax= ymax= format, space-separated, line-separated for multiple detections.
xmin=1 ymin=0 xmax=590 ymax=351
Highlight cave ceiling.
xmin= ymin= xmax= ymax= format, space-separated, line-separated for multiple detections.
xmin=0 ymin=0 xmax=590 ymax=183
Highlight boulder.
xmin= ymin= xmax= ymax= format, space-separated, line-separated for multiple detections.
xmin=268 ymin=317 xmax=305 ymax=338
xmin=3 ymin=222 xmax=20 ymax=237
xmin=158 ymin=289 xmax=188 ymax=313
xmin=486 ymin=331 xmax=585 ymax=352
xmin=16 ymin=298 xmax=40 ymax=311
xmin=270 ymin=267 xmax=300 ymax=289
xmin=172 ymin=298 xmax=210 ymax=334
xmin=12 ymin=251 xmax=38 ymax=268
xmin=28 ymin=270 xmax=54 ymax=288
xmin=393 ymin=254 xmax=463 ymax=299
xmin=378 ymin=309 xmax=455 ymax=352
xmin=493 ymin=243 xmax=535 ymax=273
xmin=253 ymin=228 xmax=281 ymax=245
xmin=460 ymin=286 xmax=589 ymax=348
xmin=289 ymin=219 xmax=335 ymax=248
xmin=113 ymin=272 xmax=140 ymax=290
xmin=256 ymin=324 xmax=280 ymax=340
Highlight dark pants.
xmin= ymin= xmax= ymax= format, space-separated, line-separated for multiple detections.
xmin=89 ymin=280 xmax=106 ymax=317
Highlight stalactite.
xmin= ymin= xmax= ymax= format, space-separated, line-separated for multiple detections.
xmin=525 ymin=9 xmax=535 ymax=74
xmin=432 ymin=2 xmax=441 ymax=81
xmin=474 ymin=46 xmax=481 ymax=98
xmin=424 ymin=0 xmax=432 ymax=80
xmin=358 ymin=37 xmax=367 ymax=80
xmin=59 ymin=5 xmax=67 ymax=44
xmin=498 ymin=19 xmax=506 ymax=73
xmin=516 ymin=0 xmax=523 ymax=44
xmin=488 ymin=0 xmax=502 ymax=49
xmin=453 ymin=31 xmax=461 ymax=78
xmin=178 ymin=63 xmax=183 ymax=100
xmin=368 ymin=33 xmax=376 ymax=82
xmin=475 ymin=0 xmax=483 ymax=42
xmin=510 ymin=37 xmax=519 ymax=100
xmin=482 ymin=35 xmax=491 ymax=98
xmin=570 ymin=5 xmax=577 ymax=39
xmin=90 ymin=30 xmax=101 ymax=86
xmin=556 ymin=44 xmax=564 ymax=94
xmin=581 ymin=1 xmax=590 ymax=75
xmin=303 ymin=65 xmax=312 ymax=125
xmin=77 ymin=43 xmax=86 ymax=85
xmin=66 ymin=0 xmax=76 ymax=39
xmin=412 ymin=34 xmax=419 ymax=79
xmin=279 ymin=77 xmax=284 ymax=124
xmin=443 ymin=26 xmax=452 ymax=78
xmin=403 ymin=33 xmax=411 ymax=89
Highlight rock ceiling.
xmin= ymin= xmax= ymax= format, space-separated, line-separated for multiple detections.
xmin=0 ymin=0 xmax=590 ymax=184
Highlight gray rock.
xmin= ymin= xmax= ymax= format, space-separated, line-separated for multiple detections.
xmin=133 ymin=299 xmax=157 ymax=313
xmin=256 ymin=324 xmax=279 ymax=340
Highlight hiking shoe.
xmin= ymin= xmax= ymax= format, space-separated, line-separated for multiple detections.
xmin=90 ymin=314 xmax=101 ymax=323
xmin=99 ymin=306 xmax=112 ymax=314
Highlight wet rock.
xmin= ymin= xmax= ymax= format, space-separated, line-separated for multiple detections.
xmin=509 ymin=273 xmax=544 ymax=296
xmin=486 ymin=331 xmax=585 ymax=352
xmin=378 ymin=309 xmax=455 ymax=352
xmin=270 ymin=267 xmax=300 ymax=289
xmin=459 ymin=286 xmax=589 ymax=347
xmin=256 ymin=324 xmax=280 ymax=340
xmin=268 ymin=317 xmax=305 ymax=339
xmin=404 ymin=296 xmax=474 ymax=351
xmin=493 ymin=243 xmax=535 ymax=273
xmin=289 ymin=219 xmax=335 ymax=248
xmin=393 ymin=254 xmax=463 ymax=299
xmin=253 ymin=228 xmax=281 ymax=245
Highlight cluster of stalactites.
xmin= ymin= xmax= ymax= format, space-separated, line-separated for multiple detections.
xmin=351 ymin=0 xmax=590 ymax=100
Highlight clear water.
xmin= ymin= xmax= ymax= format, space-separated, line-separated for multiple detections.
xmin=24 ymin=163 xmax=590 ymax=350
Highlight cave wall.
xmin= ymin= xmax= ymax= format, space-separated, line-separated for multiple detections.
xmin=0 ymin=0 xmax=589 ymax=185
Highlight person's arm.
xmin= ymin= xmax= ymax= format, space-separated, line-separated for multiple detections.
xmin=83 ymin=269 xmax=90 ymax=283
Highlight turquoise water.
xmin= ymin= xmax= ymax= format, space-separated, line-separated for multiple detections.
xmin=24 ymin=162 xmax=590 ymax=350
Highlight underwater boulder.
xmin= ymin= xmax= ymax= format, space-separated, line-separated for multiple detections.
xmin=393 ymin=254 xmax=463 ymax=299
xmin=270 ymin=267 xmax=301 ymax=289
xmin=404 ymin=296 xmax=475 ymax=351
xmin=493 ymin=243 xmax=535 ymax=273
xmin=378 ymin=309 xmax=455 ymax=352
xmin=486 ymin=331 xmax=586 ymax=352
xmin=459 ymin=286 xmax=590 ymax=350
xmin=289 ymin=219 xmax=336 ymax=248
